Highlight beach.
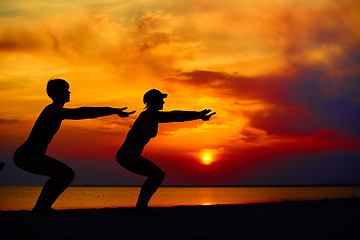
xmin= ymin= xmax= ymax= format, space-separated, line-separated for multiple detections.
xmin=1 ymin=198 xmax=359 ymax=240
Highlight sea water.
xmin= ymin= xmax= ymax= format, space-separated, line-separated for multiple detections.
xmin=0 ymin=186 xmax=359 ymax=210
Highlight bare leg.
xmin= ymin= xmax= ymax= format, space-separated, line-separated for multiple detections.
xmin=118 ymin=155 xmax=165 ymax=208
xmin=136 ymin=168 xmax=165 ymax=208
xmin=14 ymin=152 xmax=74 ymax=212
xmin=32 ymin=156 xmax=74 ymax=211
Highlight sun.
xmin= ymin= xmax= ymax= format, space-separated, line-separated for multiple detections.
xmin=198 ymin=149 xmax=218 ymax=165
xmin=202 ymin=155 xmax=213 ymax=165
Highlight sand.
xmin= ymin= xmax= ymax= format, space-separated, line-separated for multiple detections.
xmin=1 ymin=198 xmax=359 ymax=240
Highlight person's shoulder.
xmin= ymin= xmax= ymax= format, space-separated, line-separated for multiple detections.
xmin=140 ymin=110 xmax=160 ymax=118
xmin=41 ymin=104 xmax=62 ymax=117
xmin=136 ymin=110 xmax=161 ymax=123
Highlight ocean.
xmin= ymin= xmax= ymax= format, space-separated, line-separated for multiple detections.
xmin=0 ymin=186 xmax=359 ymax=211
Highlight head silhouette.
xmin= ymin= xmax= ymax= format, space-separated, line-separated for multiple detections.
xmin=143 ymin=89 xmax=167 ymax=110
xmin=46 ymin=79 xmax=70 ymax=103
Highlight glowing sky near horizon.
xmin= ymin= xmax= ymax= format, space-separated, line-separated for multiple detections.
xmin=0 ymin=0 xmax=359 ymax=186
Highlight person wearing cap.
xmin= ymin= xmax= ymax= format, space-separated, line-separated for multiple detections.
xmin=116 ymin=89 xmax=216 ymax=208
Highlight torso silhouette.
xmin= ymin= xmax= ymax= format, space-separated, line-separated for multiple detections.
xmin=120 ymin=110 xmax=159 ymax=155
xmin=22 ymin=104 xmax=63 ymax=154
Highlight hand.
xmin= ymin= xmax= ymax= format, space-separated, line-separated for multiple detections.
xmin=117 ymin=107 xmax=136 ymax=118
xmin=200 ymin=109 xmax=216 ymax=121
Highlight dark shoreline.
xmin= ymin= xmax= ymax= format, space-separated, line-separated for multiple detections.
xmin=75 ymin=184 xmax=360 ymax=187
xmin=1 ymin=198 xmax=359 ymax=240
xmin=2 ymin=184 xmax=360 ymax=187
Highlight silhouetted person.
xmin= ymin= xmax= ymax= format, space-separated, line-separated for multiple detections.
xmin=0 ymin=161 xmax=4 ymax=170
xmin=13 ymin=79 xmax=135 ymax=212
xmin=116 ymin=89 xmax=215 ymax=208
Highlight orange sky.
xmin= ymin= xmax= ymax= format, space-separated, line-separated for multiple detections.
xmin=1 ymin=0 xmax=360 ymax=186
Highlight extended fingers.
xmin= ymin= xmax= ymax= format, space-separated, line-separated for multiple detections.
xmin=202 ymin=109 xmax=212 ymax=114
xmin=117 ymin=110 xmax=136 ymax=117
xmin=207 ymin=112 xmax=216 ymax=117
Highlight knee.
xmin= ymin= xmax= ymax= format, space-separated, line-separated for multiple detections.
xmin=13 ymin=149 xmax=26 ymax=169
xmin=153 ymin=169 xmax=165 ymax=182
xmin=66 ymin=168 xmax=75 ymax=182
xmin=57 ymin=167 xmax=75 ymax=183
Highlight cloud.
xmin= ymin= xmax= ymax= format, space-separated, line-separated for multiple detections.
xmin=0 ymin=118 xmax=20 ymax=124
xmin=160 ymin=0 xmax=360 ymax=142
xmin=0 ymin=26 xmax=41 ymax=52
xmin=165 ymin=64 xmax=360 ymax=143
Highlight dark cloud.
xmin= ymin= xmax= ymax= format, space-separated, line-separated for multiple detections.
xmin=166 ymin=63 xmax=360 ymax=141
xmin=0 ymin=26 xmax=42 ymax=52
xmin=0 ymin=118 xmax=20 ymax=124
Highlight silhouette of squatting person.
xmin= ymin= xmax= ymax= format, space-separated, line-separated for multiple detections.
xmin=116 ymin=89 xmax=216 ymax=208
xmin=13 ymin=79 xmax=135 ymax=212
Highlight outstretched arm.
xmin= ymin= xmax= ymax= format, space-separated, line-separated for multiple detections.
xmin=156 ymin=109 xmax=216 ymax=123
xmin=61 ymin=107 xmax=135 ymax=120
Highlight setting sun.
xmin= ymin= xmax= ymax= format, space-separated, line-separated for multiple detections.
xmin=202 ymin=156 xmax=213 ymax=165
xmin=199 ymin=149 xmax=217 ymax=165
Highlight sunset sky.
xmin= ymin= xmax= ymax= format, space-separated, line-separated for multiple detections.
xmin=1 ymin=0 xmax=359 ymax=186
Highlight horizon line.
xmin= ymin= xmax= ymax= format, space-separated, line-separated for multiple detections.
xmin=2 ymin=184 xmax=360 ymax=187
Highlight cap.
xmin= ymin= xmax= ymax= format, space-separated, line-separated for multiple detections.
xmin=143 ymin=89 xmax=167 ymax=103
